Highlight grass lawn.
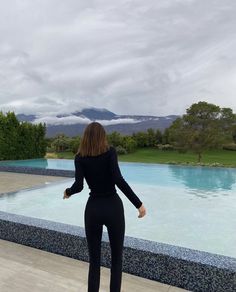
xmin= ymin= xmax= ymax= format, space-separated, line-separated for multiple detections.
xmin=118 ymin=148 xmax=236 ymax=165
xmin=45 ymin=148 xmax=236 ymax=167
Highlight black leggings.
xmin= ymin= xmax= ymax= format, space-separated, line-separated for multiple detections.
xmin=84 ymin=194 xmax=125 ymax=292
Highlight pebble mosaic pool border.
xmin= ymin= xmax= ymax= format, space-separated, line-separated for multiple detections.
xmin=0 ymin=166 xmax=236 ymax=291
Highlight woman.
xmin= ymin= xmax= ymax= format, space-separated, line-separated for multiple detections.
xmin=63 ymin=122 xmax=146 ymax=292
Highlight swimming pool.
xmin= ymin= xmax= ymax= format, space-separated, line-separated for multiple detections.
xmin=1 ymin=158 xmax=236 ymax=190
xmin=1 ymin=162 xmax=236 ymax=258
xmin=0 ymin=158 xmax=73 ymax=170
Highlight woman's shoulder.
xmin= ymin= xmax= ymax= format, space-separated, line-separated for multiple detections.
xmin=108 ymin=146 xmax=117 ymax=156
xmin=75 ymin=146 xmax=114 ymax=159
xmin=74 ymin=153 xmax=82 ymax=162
xmin=109 ymin=145 xmax=116 ymax=152
xmin=101 ymin=145 xmax=115 ymax=156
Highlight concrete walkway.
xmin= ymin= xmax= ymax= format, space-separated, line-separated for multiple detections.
xmin=0 ymin=171 xmax=66 ymax=194
xmin=0 ymin=172 xmax=190 ymax=292
xmin=0 ymin=240 xmax=188 ymax=292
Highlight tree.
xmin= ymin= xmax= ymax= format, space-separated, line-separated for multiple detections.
xmin=146 ymin=128 xmax=156 ymax=146
xmin=132 ymin=131 xmax=149 ymax=147
xmin=3 ymin=112 xmax=19 ymax=158
xmin=168 ymin=101 xmax=236 ymax=162
xmin=162 ymin=128 xmax=169 ymax=144
xmin=0 ymin=112 xmax=6 ymax=160
xmin=36 ymin=123 xmax=47 ymax=157
xmin=107 ymin=131 xmax=123 ymax=147
xmin=122 ymin=136 xmax=137 ymax=153
xmin=70 ymin=136 xmax=81 ymax=154
xmin=51 ymin=133 xmax=71 ymax=152
xmin=233 ymin=125 xmax=236 ymax=143
xmin=155 ymin=129 xmax=162 ymax=144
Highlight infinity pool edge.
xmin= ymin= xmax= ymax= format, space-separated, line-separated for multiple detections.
xmin=0 ymin=210 xmax=235 ymax=292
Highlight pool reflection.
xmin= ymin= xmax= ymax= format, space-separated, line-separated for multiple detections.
xmin=168 ymin=165 xmax=236 ymax=197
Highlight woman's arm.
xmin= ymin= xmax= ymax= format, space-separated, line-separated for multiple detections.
xmin=110 ymin=147 xmax=143 ymax=209
xmin=65 ymin=155 xmax=84 ymax=196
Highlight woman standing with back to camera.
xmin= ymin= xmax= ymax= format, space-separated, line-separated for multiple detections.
xmin=63 ymin=122 xmax=146 ymax=292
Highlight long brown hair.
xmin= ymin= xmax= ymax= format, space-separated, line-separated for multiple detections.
xmin=77 ymin=122 xmax=109 ymax=157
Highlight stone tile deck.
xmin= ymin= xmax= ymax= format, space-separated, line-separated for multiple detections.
xmin=0 ymin=239 xmax=188 ymax=292
xmin=0 ymin=171 xmax=66 ymax=193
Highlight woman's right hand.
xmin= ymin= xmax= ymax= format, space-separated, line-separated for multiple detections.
xmin=63 ymin=189 xmax=70 ymax=200
xmin=138 ymin=204 xmax=146 ymax=218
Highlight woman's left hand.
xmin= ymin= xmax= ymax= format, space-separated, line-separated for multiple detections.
xmin=63 ymin=190 xmax=70 ymax=199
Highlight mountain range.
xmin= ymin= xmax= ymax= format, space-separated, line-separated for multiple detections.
xmin=16 ymin=107 xmax=179 ymax=137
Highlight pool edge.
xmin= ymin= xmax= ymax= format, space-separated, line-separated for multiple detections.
xmin=0 ymin=165 xmax=75 ymax=177
xmin=0 ymin=210 xmax=235 ymax=292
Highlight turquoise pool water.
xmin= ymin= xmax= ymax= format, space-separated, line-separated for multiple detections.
xmin=0 ymin=158 xmax=73 ymax=170
xmin=0 ymin=161 xmax=236 ymax=258
xmin=1 ymin=158 xmax=236 ymax=191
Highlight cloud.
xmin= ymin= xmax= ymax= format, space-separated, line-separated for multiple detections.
xmin=96 ymin=118 xmax=141 ymax=126
xmin=33 ymin=115 xmax=91 ymax=125
xmin=0 ymin=0 xmax=236 ymax=116
xmin=33 ymin=114 xmax=140 ymax=125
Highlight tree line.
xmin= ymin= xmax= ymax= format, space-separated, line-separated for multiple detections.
xmin=1 ymin=101 xmax=236 ymax=162
xmin=46 ymin=128 xmax=165 ymax=155
xmin=0 ymin=111 xmax=47 ymax=160
xmin=47 ymin=101 xmax=236 ymax=162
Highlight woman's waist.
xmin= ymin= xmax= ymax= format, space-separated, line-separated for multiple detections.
xmin=89 ymin=189 xmax=117 ymax=198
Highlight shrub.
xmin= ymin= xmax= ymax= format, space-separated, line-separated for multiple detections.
xmin=115 ymin=145 xmax=127 ymax=155
xmin=70 ymin=136 xmax=81 ymax=154
xmin=122 ymin=136 xmax=137 ymax=153
xmin=46 ymin=146 xmax=55 ymax=153
xmin=156 ymin=144 xmax=174 ymax=151
xmin=222 ymin=143 xmax=236 ymax=151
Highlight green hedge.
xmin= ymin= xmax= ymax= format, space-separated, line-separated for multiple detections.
xmin=0 ymin=111 xmax=47 ymax=160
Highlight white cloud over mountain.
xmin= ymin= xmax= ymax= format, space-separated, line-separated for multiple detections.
xmin=33 ymin=115 xmax=141 ymax=126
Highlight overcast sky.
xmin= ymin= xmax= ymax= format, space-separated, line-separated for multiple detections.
xmin=0 ymin=0 xmax=236 ymax=118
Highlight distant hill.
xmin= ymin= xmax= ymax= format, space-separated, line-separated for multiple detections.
xmin=16 ymin=113 xmax=36 ymax=122
xmin=16 ymin=107 xmax=179 ymax=137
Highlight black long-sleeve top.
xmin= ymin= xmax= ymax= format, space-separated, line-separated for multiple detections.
xmin=65 ymin=146 xmax=142 ymax=209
